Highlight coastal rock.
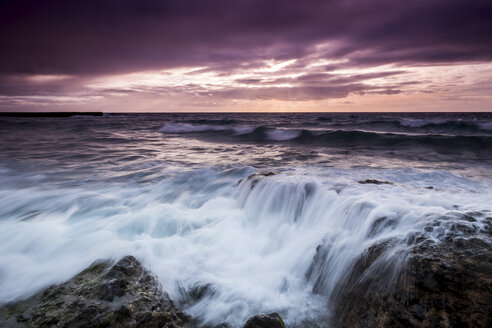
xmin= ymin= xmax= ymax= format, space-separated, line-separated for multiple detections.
xmin=331 ymin=215 xmax=492 ymax=328
xmin=242 ymin=313 xmax=285 ymax=328
xmin=358 ymin=179 xmax=393 ymax=185
xmin=0 ymin=256 xmax=192 ymax=328
xmin=239 ymin=172 xmax=276 ymax=189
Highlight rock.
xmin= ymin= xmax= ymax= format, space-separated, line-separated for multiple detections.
xmin=331 ymin=214 xmax=492 ymax=328
xmin=1 ymin=256 xmax=284 ymax=328
xmin=183 ymin=283 xmax=214 ymax=304
xmin=239 ymin=172 xmax=276 ymax=189
xmin=0 ymin=256 xmax=192 ymax=328
xmin=242 ymin=313 xmax=285 ymax=328
xmin=358 ymin=179 xmax=393 ymax=185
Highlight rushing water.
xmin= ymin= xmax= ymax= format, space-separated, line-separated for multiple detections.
xmin=0 ymin=113 xmax=491 ymax=327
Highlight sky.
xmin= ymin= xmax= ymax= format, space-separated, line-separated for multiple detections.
xmin=1 ymin=0 xmax=491 ymax=112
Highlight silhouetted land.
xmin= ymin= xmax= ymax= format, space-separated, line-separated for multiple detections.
xmin=0 ymin=112 xmax=103 ymax=117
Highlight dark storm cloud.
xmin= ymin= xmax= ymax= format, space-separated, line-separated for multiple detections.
xmin=235 ymin=71 xmax=406 ymax=87
xmin=1 ymin=0 xmax=491 ymax=107
xmin=1 ymin=0 xmax=491 ymax=76
xmin=0 ymin=75 xmax=86 ymax=96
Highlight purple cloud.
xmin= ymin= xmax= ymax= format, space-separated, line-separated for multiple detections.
xmin=0 ymin=0 xmax=491 ymax=108
xmin=1 ymin=0 xmax=490 ymax=75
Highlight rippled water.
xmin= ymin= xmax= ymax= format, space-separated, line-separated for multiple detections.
xmin=0 ymin=113 xmax=491 ymax=327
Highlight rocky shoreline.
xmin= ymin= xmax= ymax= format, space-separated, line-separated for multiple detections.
xmin=2 ymin=228 xmax=490 ymax=328
xmin=331 ymin=213 xmax=492 ymax=328
xmin=0 ymin=256 xmax=191 ymax=328
xmin=2 ymin=235 xmax=492 ymax=328
xmin=0 ymin=256 xmax=285 ymax=328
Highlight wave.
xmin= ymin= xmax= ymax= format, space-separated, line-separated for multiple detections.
xmin=399 ymin=118 xmax=450 ymax=128
xmin=266 ymin=129 xmax=302 ymax=141
xmin=180 ymin=118 xmax=239 ymax=126
xmin=301 ymin=130 xmax=492 ymax=151
xmin=159 ymin=123 xmax=231 ymax=133
xmin=159 ymin=123 xmax=492 ymax=151
xmin=399 ymin=118 xmax=492 ymax=131
xmin=477 ymin=121 xmax=492 ymax=131
xmin=159 ymin=123 xmax=302 ymax=141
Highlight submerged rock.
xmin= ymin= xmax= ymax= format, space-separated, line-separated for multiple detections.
xmin=330 ymin=215 xmax=492 ymax=328
xmin=242 ymin=313 xmax=285 ymax=328
xmin=0 ymin=256 xmax=192 ymax=328
xmin=178 ymin=282 xmax=216 ymax=308
xmin=239 ymin=172 xmax=276 ymax=189
xmin=358 ymin=179 xmax=393 ymax=185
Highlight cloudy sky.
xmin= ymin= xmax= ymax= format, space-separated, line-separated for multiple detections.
xmin=1 ymin=0 xmax=491 ymax=112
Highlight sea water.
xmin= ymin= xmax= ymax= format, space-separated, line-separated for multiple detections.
xmin=0 ymin=113 xmax=491 ymax=327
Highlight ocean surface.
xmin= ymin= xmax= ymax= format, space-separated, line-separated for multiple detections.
xmin=0 ymin=112 xmax=491 ymax=327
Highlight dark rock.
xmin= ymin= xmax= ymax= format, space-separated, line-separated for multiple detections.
xmin=358 ymin=179 xmax=394 ymax=185
xmin=136 ymin=311 xmax=153 ymax=324
xmin=332 ymin=214 xmax=492 ymax=328
xmin=0 ymin=256 xmax=192 ymax=328
xmin=239 ymin=172 xmax=276 ymax=189
xmin=211 ymin=323 xmax=231 ymax=328
xmin=410 ymin=304 xmax=425 ymax=322
xmin=186 ymin=283 xmax=214 ymax=304
xmin=367 ymin=217 xmax=397 ymax=237
xmin=117 ymin=305 xmax=132 ymax=318
xmin=305 ymin=242 xmax=331 ymax=294
xmin=242 ymin=313 xmax=285 ymax=328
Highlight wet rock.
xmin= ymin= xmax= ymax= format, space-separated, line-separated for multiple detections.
xmin=305 ymin=242 xmax=331 ymax=294
xmin=358 ymin=179 xmax=393 ymax=185
xmin=242 ymin=313 xmax=285 ymax=328
xmin=186 ymin=283 xmax=214 ymax=304
xmin=239 ymin=172 xmax=276 ymax=189
xmin=410 ymin=304 xmax=425 ymax=322
xmin=367 ymin=217 xmax=398 ymax=237
xmin=0 ymin=256 xmax=192 ymax=328
xmin=332 ymin=214 xmax=492 ymax=328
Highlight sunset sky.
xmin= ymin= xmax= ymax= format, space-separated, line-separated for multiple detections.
xmin=1 ymin=0 xmax=491 ymax=112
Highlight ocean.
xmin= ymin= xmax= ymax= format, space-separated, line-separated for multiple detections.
xmin=0 ymin=112 xmax=491 ymax=327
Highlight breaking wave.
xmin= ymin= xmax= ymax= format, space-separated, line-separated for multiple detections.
xmin=159 ymin=123 xmax=231 ymax=133
xmin=399 ymin=118 xmax=492 ymax=131
xmin=159 ymin=122 xmax=492 ymax=152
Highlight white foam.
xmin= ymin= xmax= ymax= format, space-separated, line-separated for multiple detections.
xmin=233 ymin=126 xmax=256 ymax=135
xmin=266 ymin=129 xmax=301 ymax=141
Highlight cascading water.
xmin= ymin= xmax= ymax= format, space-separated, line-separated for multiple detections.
xmin=231 ymin=171 xmax=491 ymax=325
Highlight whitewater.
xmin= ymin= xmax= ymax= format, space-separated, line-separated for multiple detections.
xmin=0 ymin=113 xmax=491 ymax=327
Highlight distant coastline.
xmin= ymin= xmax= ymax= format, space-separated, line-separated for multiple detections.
xmin=0 ymin=112 xmax=103 ymax=117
